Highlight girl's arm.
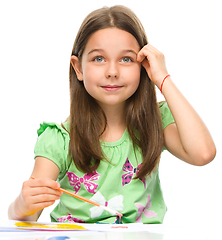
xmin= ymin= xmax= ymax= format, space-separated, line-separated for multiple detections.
xmin=162 ymin=78 xmax=216 ymax=165
xmin=8 ymin=157 xmax=62 ymax=221
xmin=137 ymin=45 xmax=216 ymax=165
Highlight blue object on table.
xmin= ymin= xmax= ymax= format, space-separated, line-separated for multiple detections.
xmin=46 ymin=237 xmax=70 ymax=240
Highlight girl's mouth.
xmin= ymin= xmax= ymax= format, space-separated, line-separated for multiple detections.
xmin=101 ymin=85 xmax=123 ymax=92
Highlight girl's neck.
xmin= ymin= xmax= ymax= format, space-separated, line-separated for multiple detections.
xmin=99 ymin=103 xmax=126 ymax=142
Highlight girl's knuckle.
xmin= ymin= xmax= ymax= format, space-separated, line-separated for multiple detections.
xmin=22 ymin=189 xmax=29 ymax=199
xmin=39 ymin=178 xmax=46 ymax=185
xmin=159 ymin=52 xmax=164 ymax=58
xmin=22 ymin=180 xmax=29 ymax=189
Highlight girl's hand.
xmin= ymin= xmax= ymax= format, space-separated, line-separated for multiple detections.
xmin=137 ymin=44 xmax=169 ymax=89
xmin=16 ymin=178 xmax=63 ymax=218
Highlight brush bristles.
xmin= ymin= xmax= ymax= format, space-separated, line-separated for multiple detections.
xmin=100 ymin=205 xmax=122 ymax=216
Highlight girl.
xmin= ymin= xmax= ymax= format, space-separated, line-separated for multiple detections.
xmin=8 ymin=5 xmax=216 ymax=224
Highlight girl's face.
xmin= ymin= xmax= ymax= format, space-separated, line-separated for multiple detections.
xmin=72 ymin=28 xmax=141 ymax=108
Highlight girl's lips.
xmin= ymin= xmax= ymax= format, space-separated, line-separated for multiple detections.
xmin=101 ymin=85 xmax=123 ymax=92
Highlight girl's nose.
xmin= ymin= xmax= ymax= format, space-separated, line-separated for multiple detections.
xmin=105 ymin=62 xmax=119 ymax=79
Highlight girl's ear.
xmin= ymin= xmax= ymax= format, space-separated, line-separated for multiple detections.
xmin=70 ymin=55 xmax=83 ymax=81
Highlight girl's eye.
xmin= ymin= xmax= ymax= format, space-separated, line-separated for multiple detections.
xmin=93 ymin=56 xmax=105 ymax=62
xmin=121 ymin=57 xmax=132 ymax=63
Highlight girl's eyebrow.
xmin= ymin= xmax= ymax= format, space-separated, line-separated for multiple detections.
xmin=121 ymin=49 xmax=138 ymax=56
xmin=87 ymin=49 xmax=138 ymax=56
xmin=87 ymin=49 xmax=104 ymax=55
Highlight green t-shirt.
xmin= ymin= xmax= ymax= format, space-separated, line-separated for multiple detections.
xmin=34 ymin=102 xmax=175 ymax=224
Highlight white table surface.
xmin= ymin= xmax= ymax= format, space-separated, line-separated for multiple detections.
xmin=0 ymin=221 xmax=220 ymax=240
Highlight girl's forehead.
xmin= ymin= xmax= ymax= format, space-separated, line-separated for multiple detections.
xmin=84 ymin=28 xmax=140 ymax=55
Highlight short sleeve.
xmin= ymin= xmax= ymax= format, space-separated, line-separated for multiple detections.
xmin=34 ymin=122 xmax=70 ymax=177
xmin=159 ymin=102 xmax=175 ymax=130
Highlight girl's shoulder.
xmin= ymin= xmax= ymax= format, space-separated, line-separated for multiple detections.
xmin=34 ymin=122 xmax=71 ymax=179
xmin=158 ymin=101 xmax=175 ymax=129
xmin=37 ymin=121 xmax=70 ymax=137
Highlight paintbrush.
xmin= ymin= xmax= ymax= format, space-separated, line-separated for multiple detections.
xmin=31 ymin=176 xmax=122 ymax=218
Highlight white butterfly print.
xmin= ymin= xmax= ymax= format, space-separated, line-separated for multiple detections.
xmin=89 ymin=191 xmax=124 ymax=219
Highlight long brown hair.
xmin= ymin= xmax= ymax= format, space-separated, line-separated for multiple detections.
xmin=68 ymin=5 xmax=164 ymax=179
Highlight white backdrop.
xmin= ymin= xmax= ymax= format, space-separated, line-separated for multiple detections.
xmin=0 ymin=0 xmax=221 ymax=230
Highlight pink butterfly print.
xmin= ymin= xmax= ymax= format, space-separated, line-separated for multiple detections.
xmin=67 ymin=171 xmax=100 ymax=194
xmin=57 ymin=214 xmax=85 ymax=223
xmin=122 ymin=158 xmax=146 ymax=187
xmin=135 ymin=194 xmax=157 ymax=223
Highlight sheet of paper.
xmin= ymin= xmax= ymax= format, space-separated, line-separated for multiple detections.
xmin=0 ymin=220 xmax=164 ymax=233
xmin=0 ymin=221 xmax=166 ymax=240
xmin=0 ymin=221 xmax=208 ymax=240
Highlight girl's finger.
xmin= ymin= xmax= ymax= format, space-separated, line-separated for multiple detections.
xmin=137 ymin=44 xmax=153 ymax=62
xmin=137 ymin=44 xmax=163 ymax=63
xmin=137 ymin=49 xmax=147 ymax=62
xmin=33 ymin=201 xmax=56 ymax=211
xmin=140 ymin=58 xmax=149 ymax=70
xmin=29 ymin=177 xmax=60 ymax=190
xmin=28 ymin=186 xmax=63 ymax=197
xmin=30 ymin=193 xmax=61 ymax=204
xmin=25 ymin=201 xmax=56 ymax=215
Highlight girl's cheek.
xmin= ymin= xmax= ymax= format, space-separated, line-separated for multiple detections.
xmin=124 ymin=66 xmax=141 ymax=81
